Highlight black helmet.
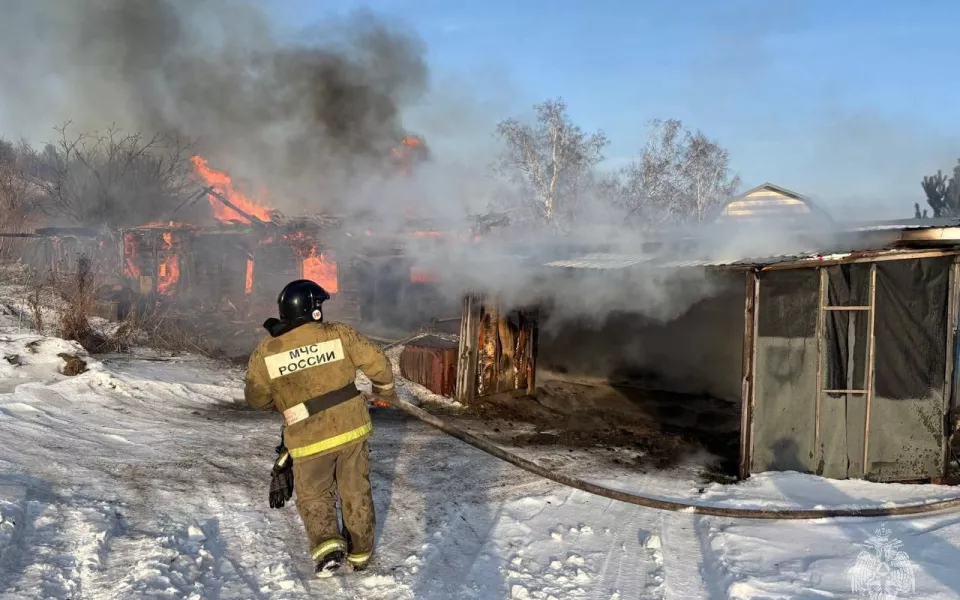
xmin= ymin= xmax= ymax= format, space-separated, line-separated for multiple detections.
xmin=278 ymin=279 xmax=330 ymax=322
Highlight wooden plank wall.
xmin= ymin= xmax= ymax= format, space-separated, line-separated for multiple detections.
xmin=456 ymin=294 xmax=538 ymax=404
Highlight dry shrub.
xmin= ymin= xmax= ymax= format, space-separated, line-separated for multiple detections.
xmin=7 ymin=254 xmax=219 ymax=358
xmin=103 ymin=303 xmax=220 ymax=357
xmin=26 ymin=286 xmax=45 ymax=335
xmin=53 ymin=255 xmax=108 ymax=352
xmin=21 ymin=268 xmax=55 ymax=335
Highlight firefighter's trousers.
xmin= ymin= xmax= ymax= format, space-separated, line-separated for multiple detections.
xmin=293 ymin=440 xmax=375 ymax=568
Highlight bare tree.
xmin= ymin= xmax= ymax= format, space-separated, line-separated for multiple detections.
xmin=0 ymin=139 xmax=39 ymax=259
xmin=611 ymin=119 xmax=740 ymax=225
xmin=494 ymin=98 xmax=608 ymax=228
xmin=22 ymin=123 xmax=196 ymax=228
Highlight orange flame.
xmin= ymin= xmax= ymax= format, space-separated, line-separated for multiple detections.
xmin=245 ymin=255 xmax=254 ymax=295
xmin=191 ymin=156 xmax=272 ymax=224
xmin=282 ymin=232 xmax=338 ymax=293
xmin=157 ymin=232 xmax=180 ymax=296
xmin=302 ymin=250 xmax=338 ymax=294
xmin=410 ymin=267 xmax=436 ymax=283
xmin=123 ymin=233 xmax=141 ymax=279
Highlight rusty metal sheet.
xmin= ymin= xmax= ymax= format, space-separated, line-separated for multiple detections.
xmin=400 ymin=335 xmax=458 ymax=397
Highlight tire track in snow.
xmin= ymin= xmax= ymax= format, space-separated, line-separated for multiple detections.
xmin=593 ymin=508 xmax=644 ymax=599
xmin=0 ymin=483 xmax=31 ymax=597
xmin=660 ymin=513 xmax=710 ymax=600
xmin=0 ymin=490 xmax=123 ymax=599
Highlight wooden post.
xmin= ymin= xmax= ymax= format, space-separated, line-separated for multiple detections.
xmin=485 ymin=300 xmax=501 ymax=395
xmin=525 ymin=307 xmax=539 ymax=397
xmin=814 ymin=267 xmax=827 ymax=474
xmin=861 ymin=264 xmax=878 ymax=477
xmin=456 ymin=294 xmax=481 ymax=405
xmin=739 ymin=269 xmax=759 ymax=480
xmin=151 ymin=233 xmax=159 ymax=297
xmin=941 ymin=257 xmax=960 ymax=478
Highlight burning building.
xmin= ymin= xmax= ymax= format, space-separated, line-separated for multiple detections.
xmin=118 ymin=211 xmax=353 ymax=321
xmin=113 ymin=135 xmax=501 ymax=332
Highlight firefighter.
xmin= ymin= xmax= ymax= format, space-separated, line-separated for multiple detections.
xmin=244 ymin=279 xmax=396 ymax=577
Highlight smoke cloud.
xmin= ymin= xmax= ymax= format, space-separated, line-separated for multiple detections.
xmin=0 ymin=0 xmax=876 ymax=334
xmin=0 ymin=0 xmax=429 ymax=214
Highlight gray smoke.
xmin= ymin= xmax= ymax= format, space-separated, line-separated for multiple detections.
xmin=0 ymin=0 xmax=869 ymax=334
xmin=0 ymin=0 xmax=428 ymax=214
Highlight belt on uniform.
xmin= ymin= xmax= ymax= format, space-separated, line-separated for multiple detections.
xmin=282 ymin=382 xmax=360 ymax=426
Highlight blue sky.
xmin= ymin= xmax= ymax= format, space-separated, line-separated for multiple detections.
xmin=262 ymin=0 xmax=960 ymax=217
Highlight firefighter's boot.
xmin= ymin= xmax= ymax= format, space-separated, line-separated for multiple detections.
xmin=315 ymin=550 xmax=345 ymax=578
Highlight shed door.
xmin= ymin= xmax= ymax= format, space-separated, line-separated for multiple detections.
xmin=866 ymin=258 xmax=953 ymax=481
xmin=817 ymin=263 xmax=875 ymax=479
xmin=820 ymin=258 xmax=954 ymax=481
xmin=750 ymin=265 xmax=877 ymax=478
xmin=751 ymin=269 xmax=820 ymax=474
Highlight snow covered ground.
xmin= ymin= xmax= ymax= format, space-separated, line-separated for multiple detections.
xmin=1 ymin=302 xmax=960 ymax=598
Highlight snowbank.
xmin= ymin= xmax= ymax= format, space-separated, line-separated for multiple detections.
xmin=1 ymin=296 xmax=959 ymax=598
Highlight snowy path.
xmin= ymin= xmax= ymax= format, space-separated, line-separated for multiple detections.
xmin=1 ymin=330 xmax=960 ymax=598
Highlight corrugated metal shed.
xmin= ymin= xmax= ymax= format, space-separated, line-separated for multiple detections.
xmin=543 ymin=251 xmax=813 ymax=270
xmin=543 ymin=253 xmax=657 ymax=269
xmin=543 ymin=248 xmax=953 ymax=272
xmin=844 ymin=217 xmax=960 ymax=232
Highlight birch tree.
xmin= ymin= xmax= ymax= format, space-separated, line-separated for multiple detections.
xmin=494 ymin=98 xmax=607 ymax=228
xmin=612 ymin=119 xmax=740 ymax=225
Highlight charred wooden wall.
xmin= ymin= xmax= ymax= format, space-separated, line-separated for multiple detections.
xmin=353 ymin=254 xmax=459 ymax=330
xmin=1 ymin=233 xmax=120 ymax=284
xmin=121 ymin=228 xmax=191 ymax=298
xmin=250 ymin=242 xmax=299 ymax=305
xmin=322 ymin=256 xmax=361 ymax=323
xmin=455 ymin=295 xmax=538 ymax=404
xmin=189 ymin=232 xmax=251 ymax=309
xmin=115 ymin=225 xmax=383 ymax=327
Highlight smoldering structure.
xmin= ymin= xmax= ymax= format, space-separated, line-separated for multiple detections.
xmin=439 ymin=187 xmax=960 ymax=485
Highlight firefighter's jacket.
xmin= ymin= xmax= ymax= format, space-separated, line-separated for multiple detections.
xmin=244 ymin=321 xmax=395 ymax=461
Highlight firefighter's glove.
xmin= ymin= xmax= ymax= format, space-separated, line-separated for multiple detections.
xmin=269 ymin=447 xmax=294 ymax=509
xmin=373 ymin=383 xmax=397 ymax=400
xmin=369 ymin=385 xmax=396 ymax=409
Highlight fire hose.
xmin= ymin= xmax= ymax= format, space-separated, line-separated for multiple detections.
xmin=371 ymin=393 xmax=960 ymax=520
